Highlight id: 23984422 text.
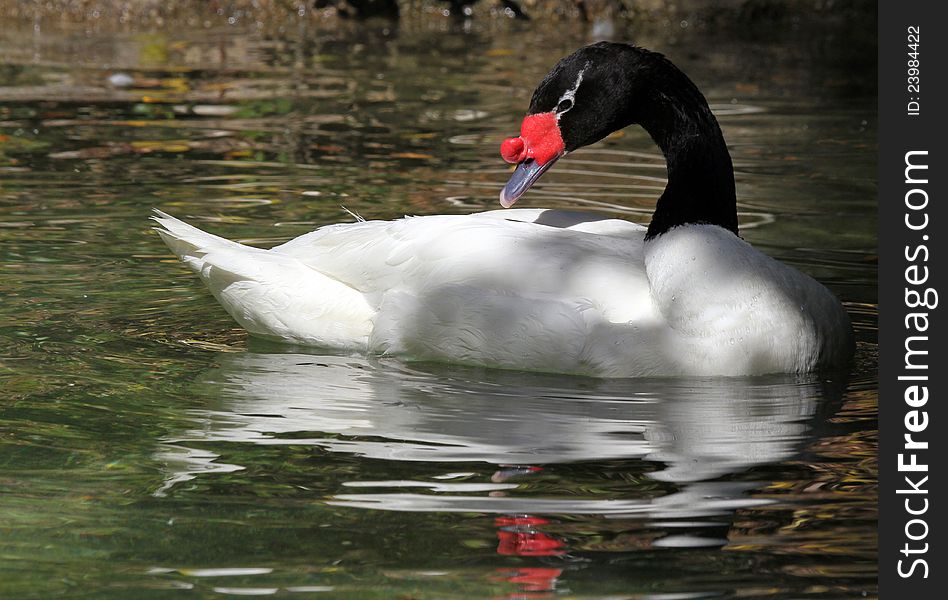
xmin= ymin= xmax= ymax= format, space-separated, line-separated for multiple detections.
xmin=907 ymin=26 xmax=920 ymax=115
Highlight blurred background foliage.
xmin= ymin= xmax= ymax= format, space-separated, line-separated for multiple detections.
xmin=1 ymin=0 xmax=875 ymax=32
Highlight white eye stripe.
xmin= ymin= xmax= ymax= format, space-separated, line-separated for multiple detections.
xmin=555 ymin=62 xmax=590 ymax=120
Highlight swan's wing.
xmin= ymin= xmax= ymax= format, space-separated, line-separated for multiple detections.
xmin=155 ymin=209 xmax=656 ymax=372
xmin=272 ymin=211 xmax=650 ymax=323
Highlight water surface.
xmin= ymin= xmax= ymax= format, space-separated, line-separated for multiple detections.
xmin=1 ymin=10 xmax=876 ymax=599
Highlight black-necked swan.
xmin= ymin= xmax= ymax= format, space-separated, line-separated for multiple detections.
xmin=154 ymin=41 xmax=854 ymax=377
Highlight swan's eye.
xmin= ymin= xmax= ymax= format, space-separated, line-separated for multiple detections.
xmin=556 ymin=98 xmax=573 ymax=113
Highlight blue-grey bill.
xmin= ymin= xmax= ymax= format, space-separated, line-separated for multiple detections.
xmin=499 ymin=156 xmax=560 ymax=208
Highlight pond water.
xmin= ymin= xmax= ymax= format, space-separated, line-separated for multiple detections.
xmin=1 ymin=9 xmax=876 ymax=599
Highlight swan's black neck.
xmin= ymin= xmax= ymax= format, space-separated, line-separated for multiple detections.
xmin=528 ymin=43 xmax=739 ymax=239
xmin=638 ymin=69 xmax=738 ymax=240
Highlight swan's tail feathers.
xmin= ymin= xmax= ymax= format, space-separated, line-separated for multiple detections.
xmin=152 ymin=210 xmax=375 ymax=349
xmin=152 ymin=209 xmax=244 ymax=273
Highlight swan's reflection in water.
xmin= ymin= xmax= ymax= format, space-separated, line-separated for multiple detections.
xmin=158 ymin=350 xmax=844 ymax=593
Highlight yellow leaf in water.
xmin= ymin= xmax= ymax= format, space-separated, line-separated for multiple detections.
xmin=161 ymin=78 xmax=190 ymax=92
xmin=486 ymin=48 xmax=515 ymax=57
xmin=130 ymin=140 xmax=191 ymax=153
xmin=391 ymin=152 xmax=434 ymax=160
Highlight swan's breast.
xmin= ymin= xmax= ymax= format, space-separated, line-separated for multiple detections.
xmin=643 ymin=224 xmax=850 ymax=373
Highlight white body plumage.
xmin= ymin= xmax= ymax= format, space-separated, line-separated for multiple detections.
xmin=154 ymin=208 xmax=852 ymax=377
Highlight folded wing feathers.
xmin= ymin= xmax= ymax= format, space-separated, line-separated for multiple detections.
xmin=152 ymin=210 xmax=376 ymax=348
xmin=151 ymin=209 xmax=244 ymax=273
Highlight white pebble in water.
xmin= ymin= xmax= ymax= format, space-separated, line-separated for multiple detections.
xmin=107 ymin=73 xmax=134 ymax=88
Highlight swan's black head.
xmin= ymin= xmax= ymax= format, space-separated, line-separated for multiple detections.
xmin=500 ymin=43 xmax=664 ymax=206
xmin=529 ymin=43 xmax=653 ymax=152
xmin=499 ymin=42 xmax=738 ymax=239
